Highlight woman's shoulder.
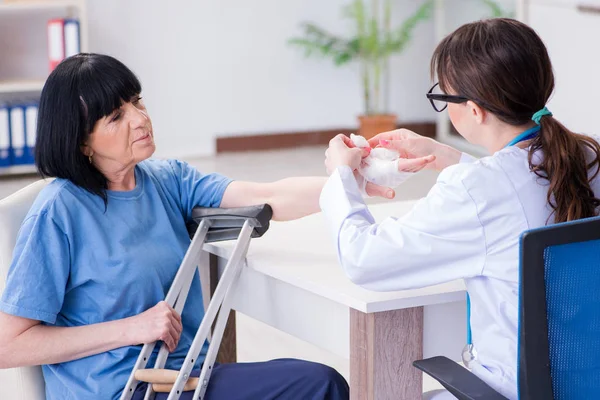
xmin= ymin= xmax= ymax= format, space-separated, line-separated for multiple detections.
xmin=139 ymin=158 xmax=221 ymax=189
xmin=26 ymin=178 xmax=93 ymax=222
xmin=138 ymin=158 xmax=191 ymax=180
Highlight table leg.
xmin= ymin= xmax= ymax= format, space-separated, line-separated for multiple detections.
xmin=350 ymin=307 xmax=424 ymax=400
xmin=209 ymin=253 xmax=237 ymax=364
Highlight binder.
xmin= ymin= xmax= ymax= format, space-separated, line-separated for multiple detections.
xmin=24 ymin=104 xmax=37 ymax=164
xmin=9 ymin=105 xmax=27 ymax=165
xmin=0 ymin=106 xmax=9 ymax=167
xmin=64 ymin=19 xmax=80 ymax=58
xmin=48 ymin=18 xmax=65 ymax=71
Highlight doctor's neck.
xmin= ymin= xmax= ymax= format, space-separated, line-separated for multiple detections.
xmin=480 ymin=121 xmax=539 ymax=154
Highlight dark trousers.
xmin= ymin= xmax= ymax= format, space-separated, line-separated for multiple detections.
xmin=131 ymin=358 xmax=349 ymax=400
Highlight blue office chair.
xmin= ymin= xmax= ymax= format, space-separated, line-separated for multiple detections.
xmin=414 ymin=216 xmax=600 ymax=400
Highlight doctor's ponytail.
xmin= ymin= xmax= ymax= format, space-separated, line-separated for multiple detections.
xmin=528 ymin=116 xmax=600 ymax=223
xmin=432 ymin=18 xmax=600 ymax=223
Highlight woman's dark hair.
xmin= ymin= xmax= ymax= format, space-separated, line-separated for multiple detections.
xmin=431 ymin=18 xmax=600 ymax=223
xmin=35 ymin=53 xmax=142 ymax=204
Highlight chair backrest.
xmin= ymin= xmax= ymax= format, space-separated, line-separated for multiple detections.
xmin=0 ymin=179 xmax=51 ymax=400
xmin=518 ymin=216 xmax=600 ymax=400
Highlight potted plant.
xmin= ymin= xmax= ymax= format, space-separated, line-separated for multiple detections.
xmin=289 ymin=0 xmax=433 ymax=139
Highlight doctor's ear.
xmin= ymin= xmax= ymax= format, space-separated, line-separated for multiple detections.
xmin=466 ymin=100 xmax=487 ymax=125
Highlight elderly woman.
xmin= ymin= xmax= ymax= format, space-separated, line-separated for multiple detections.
xmin=0 ymin=54 xmax=424 ymax=400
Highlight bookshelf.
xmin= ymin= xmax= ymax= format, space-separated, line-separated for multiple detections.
xmin=0 ymin=0 xmax=88 ymax=177
xmin=0 ymin=0 xmax=82 ymax=12
xmin=0 ymin=79 xmax=46 ymax=93
xmin=0 ymin=164 xmax=37 ymax=176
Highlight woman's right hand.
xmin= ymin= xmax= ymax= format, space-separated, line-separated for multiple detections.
xmin=368 ymin=129 xmax=462 ymax=171
xmin=128 ymin=301 xmax=183 ymax=353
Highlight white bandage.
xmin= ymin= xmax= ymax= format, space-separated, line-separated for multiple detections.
xmin=351 ymin=134 xmax=370 ymax=148
xmin=350 ymin=134 xmax=413 ymax=192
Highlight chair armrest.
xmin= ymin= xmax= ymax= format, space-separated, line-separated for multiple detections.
xmin=187 ymin=204 xmax=273 ymax=242
xmin=413 ymin=356 xmax=508 ymax=400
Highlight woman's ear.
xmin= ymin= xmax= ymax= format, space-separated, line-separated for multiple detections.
xmin=466 ymin=100 xmax=487 ymax=125
xmin=80 ymin=144 xmax=93 ymax=157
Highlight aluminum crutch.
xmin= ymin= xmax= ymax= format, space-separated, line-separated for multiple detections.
xmin=165 ymin=220 xmax=254 ymax=400
xmin=122 ymin=204 xmax=272 ymax=400
xmin=120 ymin=219 xmax=211 ymax=400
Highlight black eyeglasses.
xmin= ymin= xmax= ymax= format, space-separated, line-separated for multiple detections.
xmin=426 ymin=82 xmax=469 ymax=112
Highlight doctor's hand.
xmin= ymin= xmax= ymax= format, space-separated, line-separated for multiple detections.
xmin=325 ymin=134 xmax=395 ymax=199
xmin=368 ymin=129 xmax=461 ymax=171
xmin=325 ymin=134 xmax=367 ymax=173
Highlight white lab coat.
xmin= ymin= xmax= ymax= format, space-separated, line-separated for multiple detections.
xmin=319 ymin=144 xmax=600 ymax=400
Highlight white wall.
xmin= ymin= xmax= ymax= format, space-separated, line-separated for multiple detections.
xmin=527 ymin=1 xmax=600 ymax=137
xmin=87 ymin=1 xmax=437 ymax=158
xmin=441 ymin=0 xmax=517 ymax=35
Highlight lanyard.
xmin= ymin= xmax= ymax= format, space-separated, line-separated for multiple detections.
xmin=463 ymin=125 xmax=540 ymax=365
xmin=503 ymin=125 xmax=541 ymax=148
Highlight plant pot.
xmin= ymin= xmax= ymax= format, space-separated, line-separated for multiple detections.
xmin=358 ymin=114 xmax=397 ymax=140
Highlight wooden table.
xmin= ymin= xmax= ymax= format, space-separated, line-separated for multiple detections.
xmin=204 ymin=200 xmax=467 ymax=399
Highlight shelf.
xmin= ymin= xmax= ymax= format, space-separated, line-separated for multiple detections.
xmin=0 ymin=1 xmax=80 ymax=13
xmin=0 ymin=164 xmax=38 ymax=177
xmin=0 ymin=79 xmax=45 ymax=94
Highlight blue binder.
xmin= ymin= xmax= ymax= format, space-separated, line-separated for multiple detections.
xmin=8 ymin=105 xmax=27 ymax=165
xmin=0 ymin=105 xmax=10 ymax=167
xmin=64 ymin=19 xmax=80 ymax=57
xmin=24 ymin=103 xmax=37 ymax=164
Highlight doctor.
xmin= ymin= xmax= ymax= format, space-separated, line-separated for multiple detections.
xmin=320 ymin=18 xmax=600 ymax=400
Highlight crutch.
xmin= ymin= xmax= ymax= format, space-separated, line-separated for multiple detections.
xmin=120 ymin=204 xmax=273 ymax=400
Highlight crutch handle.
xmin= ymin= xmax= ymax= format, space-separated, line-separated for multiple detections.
xmin=187 ymin=204 xmax=272 ymax=242
xmin=134 ymin=369 xmax=179 ymax=384
xmin=152 ymin=378 xmax=199 ymax=393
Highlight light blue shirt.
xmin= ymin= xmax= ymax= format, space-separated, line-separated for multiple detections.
xmin=0 ymin=159 xmax=232 ymax=400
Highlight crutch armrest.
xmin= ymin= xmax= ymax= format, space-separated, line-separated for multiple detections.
xmin=191 ymin=204 xmax=272 ymax=227
xmin=187 ymin=204 xmax=273 ymax=242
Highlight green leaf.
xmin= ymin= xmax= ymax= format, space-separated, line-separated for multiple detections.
xmin=287 ymin=23 xmax=357 ymax=62
xmin=387 ymin=0 xmax=433 ymax=54
xmin=334 ymin=52 xmax=353 ymax=66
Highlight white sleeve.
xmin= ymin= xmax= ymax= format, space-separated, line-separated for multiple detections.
xmin=319 ymin=166 xmax=486 ymax=291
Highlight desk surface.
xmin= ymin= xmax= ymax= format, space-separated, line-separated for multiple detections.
xmin=205 ymin=199 xmax=466 ymax=313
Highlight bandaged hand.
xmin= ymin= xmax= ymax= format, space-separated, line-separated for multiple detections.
xmin=325 ymin=134 xmax=395 ymax=199
xmin=350 ymin=133 xmax=435 ymax=195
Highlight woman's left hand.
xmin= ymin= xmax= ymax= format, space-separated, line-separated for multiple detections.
xmin=325 ymin=134 xmax=395 ymax=199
